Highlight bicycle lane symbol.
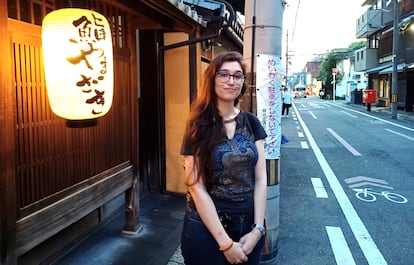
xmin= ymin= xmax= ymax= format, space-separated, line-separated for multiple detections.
xmin=344 ymin=176 xmax=408 ymax=204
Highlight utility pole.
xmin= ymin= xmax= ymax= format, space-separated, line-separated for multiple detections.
xmin=249 ymin=0 xmax=256 ymax=113
xmin=391 ymin=0 xmax=399 ymax=119
xmin=332 ymin=67 xmax=338 ymax=102
xmin=244 ymin=1 xmax=285 ymax=264
xmin=285 ymin=29 xmax=289 ymax=86
xmin=333 ymin=73 xmax=336 ymax=102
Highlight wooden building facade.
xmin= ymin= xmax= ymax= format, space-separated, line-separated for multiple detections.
xmin=0 ymin=0 xmax=245 ymax=264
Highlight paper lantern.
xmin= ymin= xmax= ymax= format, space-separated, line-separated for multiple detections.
xmin=42 ymin=8 xmax=113 ymax=126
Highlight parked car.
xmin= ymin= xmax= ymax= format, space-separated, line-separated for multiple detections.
xmin=294 ymin=86 xmax=307 ymax=98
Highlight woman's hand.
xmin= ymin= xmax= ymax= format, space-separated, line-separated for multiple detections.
xmin=223 ymin=242 xmax=249 ymax=264
xmin=239 ymin=228 xmax=262 ymax=255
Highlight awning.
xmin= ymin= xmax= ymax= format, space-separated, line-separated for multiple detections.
xmin=378 ymin=63 xmax=406 ymax=74
xmin=365 ymin=63 xmax=392 ymax=74
xmin=406 ymin=62 xmax=414 ymax=70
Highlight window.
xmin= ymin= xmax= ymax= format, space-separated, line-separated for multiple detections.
xmin=7 ymin=0 xmax=55 ymax=25
xmin=368 ymin=33 xmax=380 ymax=49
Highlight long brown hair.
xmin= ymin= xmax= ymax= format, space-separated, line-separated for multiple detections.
xmin=185 ymin=51 xmax=247 ymax=187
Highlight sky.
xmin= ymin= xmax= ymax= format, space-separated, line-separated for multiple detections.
xmin=282 ymin=0 xmax=369 ymax=72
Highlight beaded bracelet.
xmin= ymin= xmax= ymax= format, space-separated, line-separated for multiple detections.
xmin=219 ymin=240 xmax=233 ymax=251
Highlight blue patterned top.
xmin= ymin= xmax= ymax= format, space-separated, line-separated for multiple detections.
xmin=181 ymin=111 xmax=267 ymax=212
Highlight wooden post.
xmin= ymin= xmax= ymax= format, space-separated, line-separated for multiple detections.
xmin=0 ymin=0 xmax=18 ymax=264
xmin=122 ymin=14 xmax=139 ymax=234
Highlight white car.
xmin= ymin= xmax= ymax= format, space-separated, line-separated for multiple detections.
xmin=294 ymin=86 xmax=307 ymax=98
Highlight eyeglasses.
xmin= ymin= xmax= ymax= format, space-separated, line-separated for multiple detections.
xmin=216 ymin=70 xmax=245 ymax=84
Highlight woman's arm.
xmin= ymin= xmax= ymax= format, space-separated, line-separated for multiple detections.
xmin=239 ymin=139 xmax=267 ymax=254
xmin=183 ymin=155 xmax=248 ymax=262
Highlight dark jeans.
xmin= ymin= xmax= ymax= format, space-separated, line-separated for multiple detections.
xmin=282 ymin=103 xmax=291 ymax=115
xmin=181 ymin=207 xmax=265 ymax=265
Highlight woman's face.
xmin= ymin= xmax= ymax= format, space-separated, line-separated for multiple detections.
xmin=214 ymin=61 xmax=245 ymax=103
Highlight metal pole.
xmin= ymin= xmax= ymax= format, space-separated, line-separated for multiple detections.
xmin=285 ymin=30 xmax=289 ymax=86
xmin=249 ymin=0 xmax=256 ymax=113
xmin=333 ymin=74 xmax=336 ymax=102
xmin=391 ymin=0 xmax=399 ymax=119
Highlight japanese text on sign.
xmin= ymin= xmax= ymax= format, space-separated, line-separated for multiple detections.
xmin=256 ymin=54 xmax=283 ymax=159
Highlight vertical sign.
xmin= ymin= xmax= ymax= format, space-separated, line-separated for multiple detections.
xmin=42 ymin=8 xmax=114 ymax=121
xmin=256 ymin=54 xmax=283 ymax=159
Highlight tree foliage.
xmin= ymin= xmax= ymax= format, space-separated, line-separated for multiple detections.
xmin=318 ymin=52 xmax=343 ymax=92
xmin=317 ymin=41 xmax=366 ymax=96
xmin=348 ymin=40 xmax=366 ymax=50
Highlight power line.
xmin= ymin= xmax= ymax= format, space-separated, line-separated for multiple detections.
xmin=290 ymin=0 xmax=301 ymax=46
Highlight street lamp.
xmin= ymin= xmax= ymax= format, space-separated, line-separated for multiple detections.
xmin=391 ymin=0 xmax=399 ymax=119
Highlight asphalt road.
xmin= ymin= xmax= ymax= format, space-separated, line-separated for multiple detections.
xmin=278 ymin=97 xmax=414 ymax=265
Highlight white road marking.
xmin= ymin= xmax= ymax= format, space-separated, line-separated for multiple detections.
xmin=308 ymin=111 xmax=317 ymax=119
xmin=300 ymin=141 xmax=309 ymax=149
xmin=348 ymin=181 xmax=393 ymax=190
xmin=327 ymin=128 xmax=362 ymax=156
xmin=385 ymin=128 xmax=414 ymax=141
xmin=309 ymin=103 xmax=324 ymax=109
xmin=326 ymin=226 xmax=356 ymax=265
xmin=331 ymin=103 xmax=414 ymax=132
xmin=311 ymin=178 xmax=328 ymax=198
xmin=344 ymin=176 xmax=389 ymax=185
xmin=298 ymin=132 xmax=304 ymax=138
xmin=293 ymin=103 xmax=388 ymax=265
xmin=340 ymin=110 xmax=358 ymax=118
xmin=345 ymin=176 xmax=393 ymax=190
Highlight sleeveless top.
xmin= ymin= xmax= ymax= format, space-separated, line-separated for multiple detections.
xmin=180 ymin=111 xmax=267 ymax=213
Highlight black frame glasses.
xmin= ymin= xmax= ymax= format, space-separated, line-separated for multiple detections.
xmin=216 ymin=70 xmax=245 ymax=84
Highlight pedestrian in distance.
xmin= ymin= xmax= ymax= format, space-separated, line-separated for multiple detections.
xmin=282 ymin=87 xmax=292 ymax=117
xmin=180 ymin=51 xmax=268 ymax=265
xmin=319 ymin=89 xmax=325 ymax=99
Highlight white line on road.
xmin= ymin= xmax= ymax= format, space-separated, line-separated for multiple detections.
xmin=311 ymin=178 xmax=328 ymax=198
xmin=309 ymin=111 xmax=317 ymax=119
xmin=327 ymin=128 xmax=362 ymax=156
xmin=298 ymin=132 xmax=304 ymax=138
xmin=331 ymin=103 xmax=414 ymax=132
xmin=309 ymin=103 xmax=324 ymax=109
xmin=293 ymin=104 xmax=388 ymax=265
xmin=300 ymin=141 xmax=309 ymax=149
xmin=326 ymin=226 xmax=356 ymax=265
xmin=385 ymin=128 xmax=414 ymax=141
xmin=340 ymin=110 xmax=358 ymax=118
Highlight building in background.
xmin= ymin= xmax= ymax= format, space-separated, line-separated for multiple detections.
xmin=355 ymin=0 xmax=414 ymax=111
xmin=0 ymin=0 xmax=245 ymax=264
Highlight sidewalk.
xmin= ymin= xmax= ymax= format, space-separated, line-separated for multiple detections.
xmin=50 ymin=101 xmax=413 ymax=265
xmin=344 ymin=101 xmax=414 ymax=123
xmin=50 ymin=192 xmax=186 ymax=265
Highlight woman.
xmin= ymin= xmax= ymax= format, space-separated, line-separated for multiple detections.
xmin=282 ymin=87 xmax=292 ymax=117
xmin=180 ymin=51 xmax=268 ymax=265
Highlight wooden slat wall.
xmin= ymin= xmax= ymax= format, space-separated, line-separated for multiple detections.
xmin=9 ymin=1 xmax=135 ymax=218
xmin=1 ymin=0 xmax=18 ymax=263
